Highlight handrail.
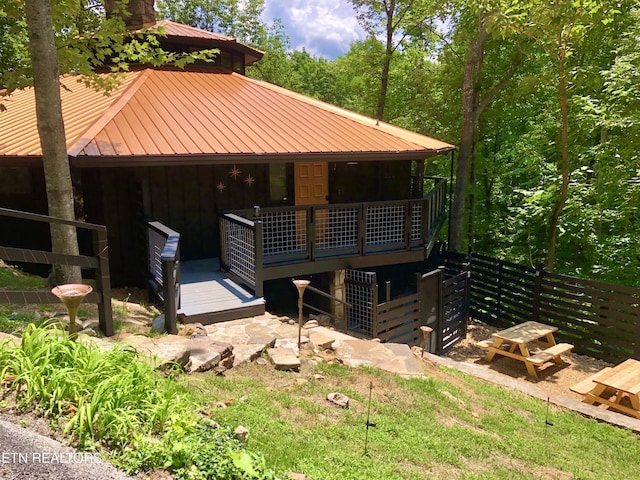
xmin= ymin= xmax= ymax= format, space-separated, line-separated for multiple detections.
xmin=0 ymin=207 xmax=114 ymax=336
xmin=146 ymin=220 xmax=180 ymax=334
xmin=302 ymin=283 xmax=351 ymax=332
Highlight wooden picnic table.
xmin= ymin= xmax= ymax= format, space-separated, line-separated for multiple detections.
xmin=479 ymin=321 xmax=574 ymax=378
xmin=580 ymin=358 xmax=640 ymax=419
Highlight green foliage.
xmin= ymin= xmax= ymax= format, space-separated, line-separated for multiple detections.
xmin=0 ymin=1 xmax=218 ymax=94
xmin=0 ymin=264 xmax=45 ymax=290
xmin=0 ymin=324 xmax=276 ymax=479
xmin=0 ymin=308 xmax=45 ymax=334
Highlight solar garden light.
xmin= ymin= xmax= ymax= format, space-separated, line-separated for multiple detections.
xmin=51 ymin=284 xmax=93 ymax=338
xmin=420 ymin=325 xmax=433 ymax=357
xmin=292 ymin=278 xmax=310 ymax=350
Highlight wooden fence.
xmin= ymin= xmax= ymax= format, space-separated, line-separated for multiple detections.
xmin=345 ymin=266 xmax=471 ymax=353
xmin=375 ymin=282 xmax=421 ymax=345
xmin=0 ymin=207 xmax=114 ymax=336
xmin=443 ymin=252 xmax=640 ymax=364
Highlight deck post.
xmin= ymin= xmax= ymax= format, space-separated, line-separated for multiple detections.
xmin=404 ymin=200 xmax=412 ymax=251
xmin=358 ymin=203 xmax=366 ymax=255
xmin=162 ymin=256 xmax=178 ymax=334
xmin=254 ymin=220 xmax=264 ymax=297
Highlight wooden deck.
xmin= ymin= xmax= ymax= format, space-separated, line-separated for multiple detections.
xmin=178 ymin=258 xmax=265 ymax=325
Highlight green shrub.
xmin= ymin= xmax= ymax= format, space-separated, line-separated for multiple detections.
xmin=0 ymin=323 xmax=277 ymax=479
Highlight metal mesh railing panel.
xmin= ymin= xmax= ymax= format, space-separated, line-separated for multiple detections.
xmin=220 ymin=217 xmax=256 ymax=287
xmin=411 ymin=202 xmax=423 ymax=241
xmin=366 ymin=204 xmax=404 ymax=246
xmin=316 ymin=207 xmax=359 ymax=251
xmin=345 ymin=270 xmax=377 ymax=335
xmin=261 ymin=210 xmax=307 ymax=256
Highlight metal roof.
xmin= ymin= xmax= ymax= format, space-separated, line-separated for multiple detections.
xmin=151 ymin=20 xmax=264 ymax=65
xmin=0 ymin=68 xmax=454 ymax=166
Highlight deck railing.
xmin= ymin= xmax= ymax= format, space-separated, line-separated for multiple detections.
xmin=146 ymin=220 xmax=181 ymax=334
xmin=220 ymin=177 xmax=447 ymax=295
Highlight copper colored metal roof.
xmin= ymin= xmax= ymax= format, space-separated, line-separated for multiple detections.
xmin=0 ymin=68 xmax=454 ymax=166
xmin=151 ymin=20 xmax=264 ymax=65
xmin=0 ymin=72 xmax=142 ymax=157
xmin=156 ymin=20 xmax=236 ymax=42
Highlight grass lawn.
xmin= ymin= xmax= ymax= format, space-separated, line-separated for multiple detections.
xmin=184 ymin=360 xmax=640 ymax=480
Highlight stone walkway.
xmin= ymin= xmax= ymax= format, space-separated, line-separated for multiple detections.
xmin=72 ymin=312 xmax=425 ymax=378
xmin=203 ymin=313 xmax=425 ymax=378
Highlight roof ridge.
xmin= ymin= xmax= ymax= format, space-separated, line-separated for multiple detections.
xmin=67 ymin=70 xmax=151 ymax=157
xmin=155 ymin=19 xmax=236 ymax=41
xmin=238 ymin=74 xmax=455 ymax=152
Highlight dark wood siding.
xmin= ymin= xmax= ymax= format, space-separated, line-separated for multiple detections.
xmin=330 ymin=160 xmax=412 ymax=203
xmin=82 ymin=168 xmax=144 ymax=286
xmin=0 ymin=166 xmax=50 ymax=275
xmin=82 ymin=164 xmax=271 ymax=285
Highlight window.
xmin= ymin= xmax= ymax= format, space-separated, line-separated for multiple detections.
xmin=269 ymin=164 xmax=289 ymax=205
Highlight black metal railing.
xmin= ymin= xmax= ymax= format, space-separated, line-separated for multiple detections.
xmin=146 ymin=220 xmax=180 ymax=334
xmin=220 ymin=178 xmax=447 ymax=296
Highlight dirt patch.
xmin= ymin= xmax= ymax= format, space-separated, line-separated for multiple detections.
xmin=444 ymin=319 xmax=612 ymax=401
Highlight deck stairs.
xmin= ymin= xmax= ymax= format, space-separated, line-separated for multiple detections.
xmin=177 ymin=258 xmax=265 ymax=325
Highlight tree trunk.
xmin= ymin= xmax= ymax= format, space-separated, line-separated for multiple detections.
xmin=449 ymin=20 xmax=488 ymax=252
xmin=546 ymin=51 xmax=571 ymax=272
xmin=25 ymin=0 xmax=81 ymax=284
xmin=376 ymin=0 xmax=396 ymax=121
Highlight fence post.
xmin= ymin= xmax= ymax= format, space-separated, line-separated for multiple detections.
xmin=462 ymin=262 xmax=471 ymax=335
xmin=435 ymin=267 xmax=445 ymax=354
xmin=497 ymin=260 xmax=503 ymax=322
xmin=94 ymin=228 xmax=114 ymax=337
xmin=372 ymin=279 xmax=379 ymax=338
xmin=532 ymin=263 xmax=543 ymax=322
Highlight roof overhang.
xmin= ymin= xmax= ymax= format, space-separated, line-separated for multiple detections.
xmin=70 ymin=149 xmax=454 ymax=168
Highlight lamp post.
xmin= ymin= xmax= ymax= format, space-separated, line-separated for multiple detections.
xmin=292 ymin=279 xmax=310 ymax=351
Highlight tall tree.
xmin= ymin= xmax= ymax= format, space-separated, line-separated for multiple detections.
xmin=497 ymin=0 xmax=616 ymax=271
xmin=446 ymin=4 xmax=523 ymax=252
xmin=351 ymin=0 xmax=436 ymax=121
xmin=23 ymin=0 xmax=81 ymax=284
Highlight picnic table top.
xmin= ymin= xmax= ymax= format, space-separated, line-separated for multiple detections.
xmin=594 ymin=358 xmax=640 ymax=395
xmin=491 ymin=321 xmax=558 ymax=344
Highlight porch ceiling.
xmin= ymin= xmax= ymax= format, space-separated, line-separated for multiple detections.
xmin=0 ymin=68 xmax=454 ymax=165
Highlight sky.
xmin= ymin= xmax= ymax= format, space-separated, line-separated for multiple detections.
xmin=262 ymin=0 xmax=366 ymax=60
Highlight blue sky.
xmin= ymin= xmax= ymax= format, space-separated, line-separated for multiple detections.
xmin=262 ymin=0 xmax=366 ymax=59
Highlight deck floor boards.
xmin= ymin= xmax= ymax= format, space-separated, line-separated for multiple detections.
xmin=178 ymin=258 xmax=264 ymax=318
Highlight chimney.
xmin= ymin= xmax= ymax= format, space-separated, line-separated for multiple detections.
xmin=105 ymin=0 xmax=156 ymax=29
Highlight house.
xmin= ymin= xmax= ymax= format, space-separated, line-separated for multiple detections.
xmin=0 ymin=8 xmax=454 ymax=327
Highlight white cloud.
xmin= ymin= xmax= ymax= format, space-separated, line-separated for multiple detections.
xmin=263 ymin=0 xmax=365 ymax=59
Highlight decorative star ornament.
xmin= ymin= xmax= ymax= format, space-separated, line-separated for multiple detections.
xmin=216 ymin=181 xmax=225 ymax=192
xmin=244 ymin=174 xmax=255 ymax=187
xmin=229 ymin=165 xmax=242 ymax=180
